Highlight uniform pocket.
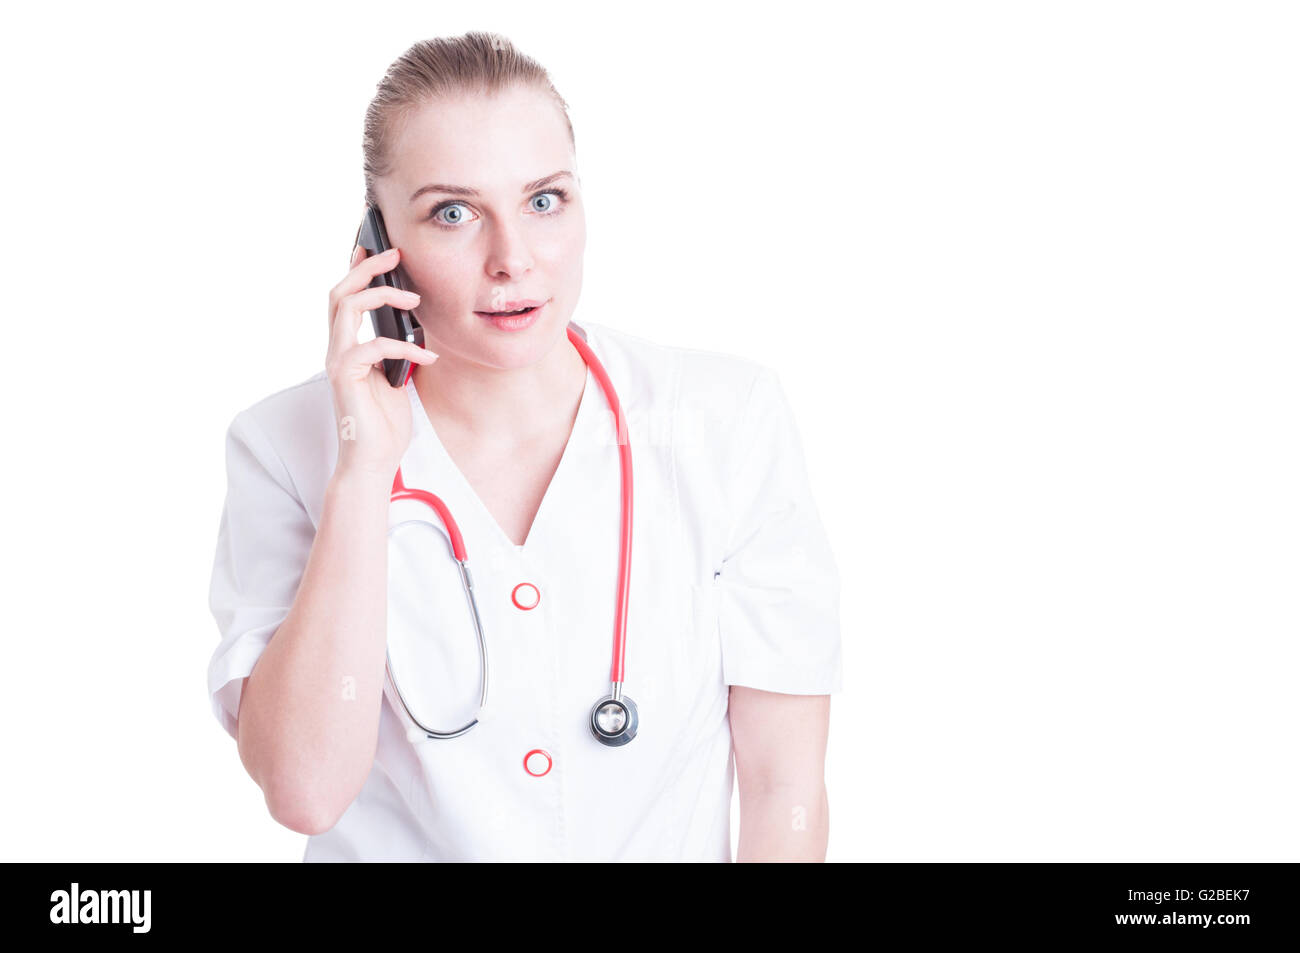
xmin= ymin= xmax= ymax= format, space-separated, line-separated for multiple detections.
xmin=686 ymin=579 xmax=724 ymax=689
xmin=690 ymin=578 xmax=719 ymax=635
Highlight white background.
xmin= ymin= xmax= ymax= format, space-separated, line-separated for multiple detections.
xmin=1 ymin=0 xmax=1296 ymax=861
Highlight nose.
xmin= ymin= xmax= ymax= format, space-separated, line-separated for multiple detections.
xmin=483 ymin=219 xmax=534 ymax=279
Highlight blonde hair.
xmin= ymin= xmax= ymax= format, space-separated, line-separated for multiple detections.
xmin=362 ymin=31 xmax=576 ymax=208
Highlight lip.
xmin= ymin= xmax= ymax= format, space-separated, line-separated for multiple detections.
xmin=475 ymin=299 xmax=546 ymax=332
xmin=475 ymin=298 xmax=546 ymax=313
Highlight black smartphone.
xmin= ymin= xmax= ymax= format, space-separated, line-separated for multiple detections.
xmin=353 ymin=204 xmax=425 ymax=387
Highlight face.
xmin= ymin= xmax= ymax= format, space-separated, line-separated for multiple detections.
xmin=372 ymin=85 xmax=586 ymax=370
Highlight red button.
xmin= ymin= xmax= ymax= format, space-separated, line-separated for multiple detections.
xmin=523 ymin=749 xmax=552 ymax=777
xmin=512 ymin=582 xmax=541 ymax=610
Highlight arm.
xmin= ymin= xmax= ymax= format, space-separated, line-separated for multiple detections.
xmin=729 ymin=686 xmax=831 ymax=862
xmin=235 ymin=468 xmax=392 ymax=835
xmin=226 ymin=242 xmax=436 ymax=836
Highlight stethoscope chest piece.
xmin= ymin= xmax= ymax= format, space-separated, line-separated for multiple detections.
xmin=589 ymin=693 xmax=639 ymax=747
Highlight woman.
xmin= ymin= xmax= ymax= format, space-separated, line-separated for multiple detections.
xmin=207 ymin=32 xmax=842 ymax=862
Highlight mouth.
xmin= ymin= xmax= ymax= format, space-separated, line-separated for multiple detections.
xmin=474 ymin=298 xmax=546 ymax=317
xmin=474 ymin=299 xmax=548 ymax=330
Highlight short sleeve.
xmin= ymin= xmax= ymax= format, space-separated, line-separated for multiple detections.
xmin=207 ymin=410 xmax=317 ymax=741
xmin=715 ymin=366 xmax=843 ymax=694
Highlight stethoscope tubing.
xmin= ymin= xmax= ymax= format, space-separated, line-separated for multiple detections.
xmin=568 ymin=328 xmax=634 ymax=686
xmin=384 ymin=524 xmax=489 ymax=739
xmin=386 ymin=325 xmax=635 ymax=743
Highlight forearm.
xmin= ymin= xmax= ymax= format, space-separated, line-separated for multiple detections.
xmin=236 ymin=467 xmax=392 ymax=833
xmin=735 ymin=781 xmax=829 ymax=862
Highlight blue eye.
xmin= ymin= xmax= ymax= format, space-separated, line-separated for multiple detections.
xmin=535 ymin=188 xmax=570 ymax=211
xmin=426 ymin=188 xmax=569 ymax=230
xmin=531 ymin=191 xmax=561 ymax=213
xmin=433 ymin=203 xmax=470 ymax=226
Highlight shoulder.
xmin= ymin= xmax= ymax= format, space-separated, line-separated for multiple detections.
xmin=581 ymin=320 xmax=769 ymax=426
xmin=229 ymin=370 xmax=334 ymax=448
xmin=223 ymin=371 xmax=337 ymax=514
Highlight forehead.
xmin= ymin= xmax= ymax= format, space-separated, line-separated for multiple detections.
xmin=386 ymin=86 xmax=573 ymax=187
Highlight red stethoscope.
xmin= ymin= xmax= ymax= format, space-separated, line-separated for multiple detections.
xmin=384 ymin=325 xmax=638 ymax=747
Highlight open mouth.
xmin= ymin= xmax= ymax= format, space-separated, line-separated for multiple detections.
xmin=474 ymin=300 xmax=546 ymax=330
xmin=475 ymin=297 xmax=547 ymax=318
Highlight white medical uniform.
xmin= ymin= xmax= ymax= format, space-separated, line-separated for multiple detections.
xmin=207 ymin=319 xmax=842 ymax=862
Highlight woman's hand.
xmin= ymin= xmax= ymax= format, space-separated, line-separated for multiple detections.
xmin=326 ymin=243 xmax=437 ymax=479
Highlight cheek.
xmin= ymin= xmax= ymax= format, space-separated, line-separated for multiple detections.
xmin=408 ymin=256 xmax=473 ymax=301
xmin=546 ymin=217 xmax=586 ymax=265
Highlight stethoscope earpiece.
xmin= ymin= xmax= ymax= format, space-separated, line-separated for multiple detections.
xmin=590 ymin=693 xmax=638 ymax=747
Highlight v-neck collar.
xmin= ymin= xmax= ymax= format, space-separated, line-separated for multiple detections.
xmin=402 ymin=322 xmax=601 ymax=555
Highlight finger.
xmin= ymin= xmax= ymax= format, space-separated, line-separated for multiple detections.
xmin=327 ymin=285 xmax=422 ymax=361
xmin=334 ymin=244 xmax=366 ymax=332
xmin=330 ymin=246 xmax=401 ymax=314
xmin=339 ymin=338 xmax=437 ymax=378
xmin=331 ymin=243 xmax=370 ymax=335
xmin=327 ymin=248 xmax=406 ymax=350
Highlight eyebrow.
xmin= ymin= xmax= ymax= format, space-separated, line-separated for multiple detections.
xmin=408 ymin=170 xmax=573 ymax=204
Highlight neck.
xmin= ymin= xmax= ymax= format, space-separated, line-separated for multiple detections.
xmin=412 ymin=328 xmax=588 ymax=449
